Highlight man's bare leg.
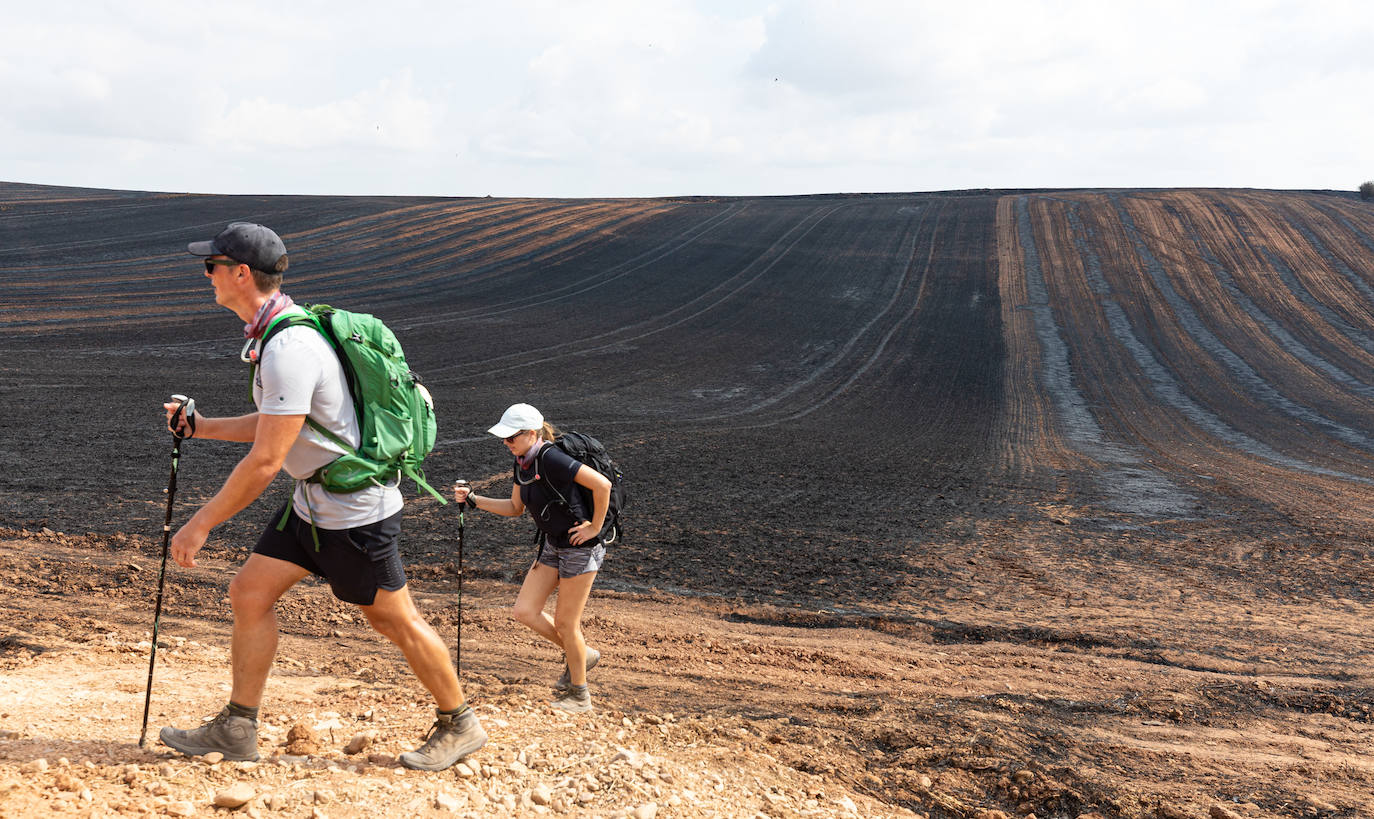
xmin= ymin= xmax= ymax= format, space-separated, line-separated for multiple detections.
xmin=159 ymin=553 xmax=305 ymax=760
xmin=360 ymin=585 xmax=463 ymax=710
xmin=228 ymin=554 xmax=309 ymax=707
xmin=361 ymin=585 xmax=486 ymax=770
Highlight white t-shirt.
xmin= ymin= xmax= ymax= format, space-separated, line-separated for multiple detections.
xmin=253 ymin=317 xmax=403 ymax=529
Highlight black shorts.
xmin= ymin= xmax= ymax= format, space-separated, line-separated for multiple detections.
xmin=255 ymin=504 xmax=406 ymax=606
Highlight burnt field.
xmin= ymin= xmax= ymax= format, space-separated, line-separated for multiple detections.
xmin=4 ymin=181 xmax=1374 ymax=818
xmin=0 ymin=183 xmax=1010 ymax=613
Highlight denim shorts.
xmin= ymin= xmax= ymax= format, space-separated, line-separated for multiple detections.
xmin=535 ymin=540 xmax=606 ymax=579
xmin=254 ymin=504 xmax=406 ymax=605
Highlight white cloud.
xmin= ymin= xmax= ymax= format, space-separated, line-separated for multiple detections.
xmin=214 ymin=70 xmax=440 ymax=152
xmin=469 ymin=2 xmax=766 ymax=169
xmin=1 ymin=0 xmax=1373 ymax=196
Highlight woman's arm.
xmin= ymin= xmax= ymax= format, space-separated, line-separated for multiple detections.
xmin=454 ymin=481 xmax=525 ymax=517
xmin=567 ymin=464 xmax=612 ymax=546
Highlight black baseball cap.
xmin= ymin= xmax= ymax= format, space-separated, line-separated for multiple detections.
xmin=187 ymin=222 xmax=288 ymax=273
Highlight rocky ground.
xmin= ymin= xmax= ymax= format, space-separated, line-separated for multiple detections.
xmin=2 ymin=529 xmax=910 ymax=819
xmin=4 ymin=512 xmax=1374 ymax=819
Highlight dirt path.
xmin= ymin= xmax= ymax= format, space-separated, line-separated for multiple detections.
xmin=5 ymin=524 xmax=1374 ymax=819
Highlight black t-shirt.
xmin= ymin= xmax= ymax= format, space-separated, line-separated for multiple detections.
xmin=516 ymin=444 xmax=592 ymax=549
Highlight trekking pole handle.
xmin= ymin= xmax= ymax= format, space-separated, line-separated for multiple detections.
xmin=455 ymin=479 xmax=476 ymax=509
xmin=169 ymin=394 xmax=196 ymax=440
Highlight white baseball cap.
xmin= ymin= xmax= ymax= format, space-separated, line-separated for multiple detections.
xmin=488 ymin=403 xmax=544 ymax=438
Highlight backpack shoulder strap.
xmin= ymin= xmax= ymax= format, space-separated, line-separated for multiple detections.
xmin=537 ymin=444 xmax=580 ymax=511
xmin=251 ymin=308 xmax=323 ymax=370
xmin=248 ymin=308 xmax=340 ymax=438
xmin=514 ymin=453 xmax=539 ymax=486
xmin=262 ymin=306 xmax=321 ymax=345
xmin=512 ymin=446 xmax=572 ymax=501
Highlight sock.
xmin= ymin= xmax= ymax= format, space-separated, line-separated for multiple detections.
xmin=439 ymin=703 xmax=471 ymax=718
xmin=568 ymin=684 xmax=589 ymax=697
xmin=227 ymin=701 xmax=259 ymax=723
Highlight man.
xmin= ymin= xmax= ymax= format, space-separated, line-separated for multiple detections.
xmin=158 ymin=222 xmax=484 ymax=771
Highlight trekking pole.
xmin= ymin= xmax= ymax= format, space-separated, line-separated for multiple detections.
xmin=454 ymin=480 xmax=467 ymax=677
xmin=139 ymin=394 xmax=193 ymax=748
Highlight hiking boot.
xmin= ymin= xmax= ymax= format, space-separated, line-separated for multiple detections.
xmin=551 ymin=685 xmax=593 ymax=714
xmin=554 ymin=647 xmax=601 ymax=694
xmin=159 ymin=707 xmax=259 ymax=761
xmin=398 ymin=708 xmax=487 ymax=771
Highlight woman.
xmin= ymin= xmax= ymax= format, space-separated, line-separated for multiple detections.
xmin=454 ymin=403 xmax=611 ymax=713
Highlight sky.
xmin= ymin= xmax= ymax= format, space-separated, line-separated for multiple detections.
xmin=2 ymin=0 xmax=1372 ymax=198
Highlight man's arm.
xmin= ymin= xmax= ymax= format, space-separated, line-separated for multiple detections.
xmin=163 ymin=401 xmax=260 ymax=443
xmin=193 ymin=412 xmax=262 ymax=443
xmin=170 ymin=413 xmax=304 ymax=567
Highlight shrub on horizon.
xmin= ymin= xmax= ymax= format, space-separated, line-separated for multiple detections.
xmin=1360 ymin=181 xmax=1374 ymax=201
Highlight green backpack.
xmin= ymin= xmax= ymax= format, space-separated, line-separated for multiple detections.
xmin=254 ymin=304 xmax=446 ymax=505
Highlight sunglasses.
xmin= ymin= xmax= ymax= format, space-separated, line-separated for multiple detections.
xmin=204 ymin=258 xmax=241 ymax=274
xmin=504 ymin=431 xmax=526 ymax=443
